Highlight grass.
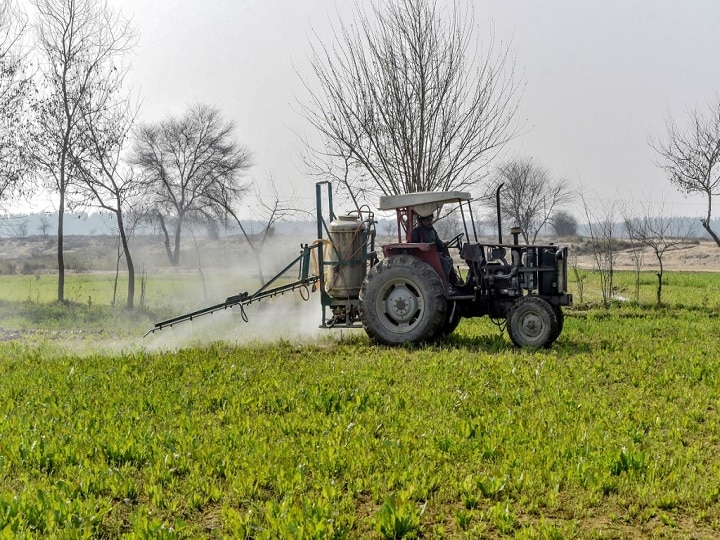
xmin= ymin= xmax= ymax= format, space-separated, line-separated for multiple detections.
xmin=569 ymin=267 xmax=720 ymax=308
xmin=0 ymin=270 xmax=719 ymax=537
xmin=0 ymin=271 xmax=256 ymax=310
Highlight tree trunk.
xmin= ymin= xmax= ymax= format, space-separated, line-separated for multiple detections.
xmin=173 ymin=219 xmax=182 ymax=267
xmin=116 ymin=202 xmax=135 ymax=309
xmin=157 ymin=213 xmax=176 ymax=266
xmin=701 ymin=219 xmax=720 ymax=247
xmin=656 ymin=254 xmax=664 ymax=305
xmin=223 ymin=204 xmax=265 ymax=285
xmin=57 ymin=186 xmax=65 ymax=303
xmin=112 ymin=240 xmax=120 ymax=307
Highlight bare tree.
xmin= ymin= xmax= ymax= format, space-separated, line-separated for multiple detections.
xmin=300 ymin=0 xmax=520 ymax=197
xmin=31 ymin=0 xmax=135 ymax=302
xmin=132 ymin=103 xmax=253 ymax=267
xmin=0 ymin=0 xmax=34 ymax=205
xmin=652 ymin=100 xmax=720 ymax=247
xmin=579 ymin=190 xmax=618 ymax=308
xmin=486 ymin=158 xmax=572 ymax=244
xmin=37 ymin=214 xmax=51 ymax=236
xmin=247 ymin=178 xmax=308 ymax=251
xmin=301 ymin=144 xmax=371 ymax=217
xmin=110 ymin=207 xmax=144 ymax=307
xmin=624 ymin=202 xmax=695 ymax=305
xmin=623 ymin=223 xmax=645 ymax=303
xmin=208 ymin=176 xmax=308 ymax=285
xmin=70 ymin=77 xmax=141 ymax=309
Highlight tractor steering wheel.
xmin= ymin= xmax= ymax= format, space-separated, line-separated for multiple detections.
xmin=445 ymin=232 xmax=464 ymax=250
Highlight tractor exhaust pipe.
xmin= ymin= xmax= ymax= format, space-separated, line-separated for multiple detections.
xmin=496 ymin=183 xmax=504 ymax=244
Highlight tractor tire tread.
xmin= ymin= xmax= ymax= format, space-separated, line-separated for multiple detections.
xmin=359 ymin=254 xmax=446 ymax=345
xmin=507 ymin=295 xmax=559 ymax=349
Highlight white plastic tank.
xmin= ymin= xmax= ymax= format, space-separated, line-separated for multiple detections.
xmin=326 ymin=213 xmax=367 ymax=299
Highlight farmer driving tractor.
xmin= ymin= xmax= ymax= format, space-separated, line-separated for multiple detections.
xmin=410 ymin=212 xmax=464 ymax=288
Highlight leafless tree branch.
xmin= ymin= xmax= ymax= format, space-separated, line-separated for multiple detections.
xmin=0 ymin=0 xmax=35 ymax=205
xmin=579 ymin=189 xmax=618 ymax=308
xmin=299 ymin=0 xmax=521 ymax=198
xmin=623 ymin=198 xmax=696 ymax=304
xmin=30 ymin=0 xmax=136 ymax=302
xmin=485 ymin=158 xmax=572 ymax=244
xmin=651 ymin=99 xmax=720 ymax=246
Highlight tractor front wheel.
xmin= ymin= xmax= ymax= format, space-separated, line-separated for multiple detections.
xmin=507 ymin=296 xmax=559 ymax=348
xmin=360 ymin=255 xmax=447 ymax=345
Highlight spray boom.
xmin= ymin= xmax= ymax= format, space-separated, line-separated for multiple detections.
xmin=143 ymin=244 xmax=320 ymax=337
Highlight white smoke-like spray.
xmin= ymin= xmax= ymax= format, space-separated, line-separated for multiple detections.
xmin=137 ymin=232 xmax=366 ymax=351
xmin=143 ymin=287 xmax=363 ymax=351
xmin=17 ymin=234 xmax=366 ymax=356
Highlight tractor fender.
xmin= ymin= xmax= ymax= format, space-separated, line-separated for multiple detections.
xmin=381 ymin=243 xmax=447 ymax=286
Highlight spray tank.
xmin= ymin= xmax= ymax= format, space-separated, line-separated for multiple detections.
xmin=144 ymin=180 xmax=377 ymax=337
xmin=325 ymin=213 xmax=367 ymax=300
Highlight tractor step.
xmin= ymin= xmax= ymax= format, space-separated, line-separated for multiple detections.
xmin=447 ymin=293 xmax=475 ymax=300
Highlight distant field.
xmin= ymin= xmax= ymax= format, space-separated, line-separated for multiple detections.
xmin=0 ymin=271 xmax=719 ymax=537
xmin=1 ymin=267 xmax=718 ymax=312
xmin=0 ymin=271 xmax=264 ymax=311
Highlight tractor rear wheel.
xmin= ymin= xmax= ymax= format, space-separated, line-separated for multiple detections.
xmin=507 ymin=296 xmax=558 ymax=348
xmin=360 ymin=254 xmax=447 ymax=345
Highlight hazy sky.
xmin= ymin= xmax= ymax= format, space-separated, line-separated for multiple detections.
xmin=105 ymin=0 xmax=720 ymax=220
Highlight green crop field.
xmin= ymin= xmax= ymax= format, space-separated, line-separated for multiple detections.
xmin=0 ymin=271 xmax=719 ymax=538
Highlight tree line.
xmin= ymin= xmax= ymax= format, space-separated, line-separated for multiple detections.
xmin=0 ymin=0 xmax=258 ymax=309
xmin=2 ymin=0 xmax=719 ymax=310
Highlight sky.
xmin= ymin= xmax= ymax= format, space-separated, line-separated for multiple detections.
xmin=76 ymin=0 xmax=720 ymax=221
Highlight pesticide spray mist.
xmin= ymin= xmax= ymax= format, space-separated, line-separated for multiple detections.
xmin=36 ymin=234 xmax=364 ymax=356
xmin=144 ymin=288 xmax=360 ymax=352
xmin=139 ymin=233 xmax=365 ymax=353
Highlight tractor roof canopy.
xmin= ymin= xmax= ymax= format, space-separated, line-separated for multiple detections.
xmin=378 ymin=191 xmax=472 ymax=218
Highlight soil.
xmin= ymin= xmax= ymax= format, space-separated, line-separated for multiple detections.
xmin=569 ymin=238 xmax=720 ymax=272
xmin=0 ymin=234 xmax=267 ymax=275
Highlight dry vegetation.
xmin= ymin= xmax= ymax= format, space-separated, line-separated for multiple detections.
xmin=569 ymin=237 xmax=719 ymax=272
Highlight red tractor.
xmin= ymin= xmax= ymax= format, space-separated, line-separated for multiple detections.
xmin=148 ymin=182 xmax=572 ymax=348
xmin=349 ymin=189 xmax=572 ymax=347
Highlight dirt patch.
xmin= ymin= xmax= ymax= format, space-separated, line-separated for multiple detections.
xmin=0 ymin=234 xmax=293 ymax=276
xmin=570 ymin=239 xmax=720 ymax=272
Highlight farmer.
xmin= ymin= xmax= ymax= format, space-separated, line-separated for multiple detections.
xmin=410 ymin=213 xmax=463 ymax=287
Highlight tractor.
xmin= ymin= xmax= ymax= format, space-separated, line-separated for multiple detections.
xmin=147 ymin=181 xmax=572 ymax=348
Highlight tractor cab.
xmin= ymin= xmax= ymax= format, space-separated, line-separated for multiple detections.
xmin=377 ymin=190 xmax=475 ymax=291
